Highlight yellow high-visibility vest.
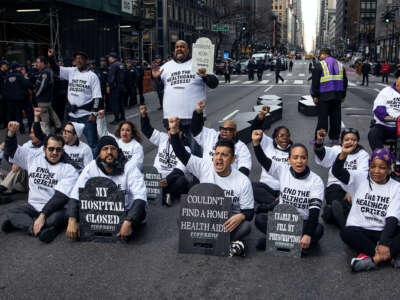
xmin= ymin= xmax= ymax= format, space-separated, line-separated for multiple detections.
xmin=320 ymin=60 xmax=344 ymax=83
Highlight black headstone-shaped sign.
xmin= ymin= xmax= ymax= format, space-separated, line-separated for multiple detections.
xmin=298 ymin=95 xmax=319 ymax=116
xmin=79 ymin=177 xmax=125 ymax=243
xmin=179 ymin=183 xmax=232 ymax=257
xmin=141 ymin=165 xmax=162 ymax=205
xmin=266 ymin=204 xmax=303 ymax=258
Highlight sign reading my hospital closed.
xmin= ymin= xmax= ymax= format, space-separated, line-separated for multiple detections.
xmin=79 ymin=177 xmax=125 ymax=242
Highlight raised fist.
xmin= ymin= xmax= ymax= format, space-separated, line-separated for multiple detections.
xmin=8 ymin=121 xmax=20 ymax=136
xmin=196 ymin=100 xmax=206 ymax=114
xmin=139 ymin=105 xmax=147 ymax=117
xmin=316 ymin=129 xmax=326 ymax=144
xmin=168 ymin=117 xmax=180 ymax=134
xmin=34 ymin=107 xmax=41 ymax=117
xmin=48 ymin=49 xmax=54 ymax=57
xmin=97 ymin=110 xmax=105 ymax=120
xmin=252 ymin=129 xmax=263 ymax=146
xmin=258 ymin=106 xmax=270 ymax=119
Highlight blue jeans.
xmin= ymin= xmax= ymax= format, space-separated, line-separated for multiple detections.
xmin=68 ymin=114 xmax=98 ymax=154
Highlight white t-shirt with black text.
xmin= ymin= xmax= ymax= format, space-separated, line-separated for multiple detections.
xmin=315 ymin=145 xmax=369 ymax=187
xmin=64 ymin=142 xmax=93 ymax=170
xmin=267 ymin=160 xmax=325 ymax=220
xmin=186 ymin=155 xmax=254 ymax=215
xmin=194 ymin=127 xmax=252 ymax=172
xmin=340 ymin=171 xmax=400 ymax=231
xmin=70 ymin=160 xmax=147 ymax=210
xmin=373 ymin=86 xmax=400 ymax=128
xmin=259 ymin=134 xmax=290 ymax=191
xmin=160 ymin=59 xmax=208 ymax=119
xmin=11 ymin=146 xmax=79 ymax=212
xmin=149 ymin=129 xmax=190 ymax=178
xmin=60 ymin=67 xmax=102 ymax=118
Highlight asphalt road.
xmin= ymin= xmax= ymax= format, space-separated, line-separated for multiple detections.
xmin=1 ymin=61 xmax=399 ymax=300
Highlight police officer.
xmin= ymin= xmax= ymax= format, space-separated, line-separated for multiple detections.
xmin=256 ymin=59 xmax=264 ymax=81
xmin=133 ymin=57 xmax=145 ymax=105
xmin=97 ymin=57 xmax=110 ymax=113
xmin=151 ymin=55 xmax=164 ymax=110
xmin=35 ymin=56 xmax=61 ymax=134
xmin=311 ymin=48 xmax=348 ymax=144
xmin=124 ymin=58 xmax=138 ymax=108
xmin=2 ymin=63 xmax=33 ymax=134
xmin=107 ymin=52 xmax=125 ymax=124
xmin=247 ymin=58 xmax=256 ymax=81
xmin=0 ymin=60 xmax=9 ymax=129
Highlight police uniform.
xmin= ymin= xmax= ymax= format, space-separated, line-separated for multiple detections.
xmin=2 ymin=66 xmax=33 ymax=133
xmin=108 ymin=54 xmax=126 ymax=122
xmin=96 ymin=58 xmax=110 ymax=112
xmin=0 ymin=61 xmax=9 ymax=128
xmin=133 ymin=59 xmax=145 ymax=105
xmin=124 ymin=60 xmax=138 ymax=107
xmin=311 ymin=56 xmax=348 ymax=141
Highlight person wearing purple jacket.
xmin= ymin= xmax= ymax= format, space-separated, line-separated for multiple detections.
xmin=310 ymin=49 xmax=348 ymax=145
xmin=368 ymin=69 xmax=400 ymax=151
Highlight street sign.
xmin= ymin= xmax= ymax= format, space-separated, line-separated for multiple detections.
xmin=224 ymin=52 xmax=229 ymax=59
xmin=212 ymin=25 xmax=229 ymax=32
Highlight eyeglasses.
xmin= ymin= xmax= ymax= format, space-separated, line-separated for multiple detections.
xmin=277 ymin=134 xmax=290 ymax=138
xmin=47 ymin=147 xmax=63 ymax=153
xmin=219 ymin=126 xmax=235 ymax=132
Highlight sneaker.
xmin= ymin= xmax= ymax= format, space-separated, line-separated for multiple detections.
xmin=332 ymin=200 xmax=346 ymax=229
xmin=38 ymin=226 xmax=59 ymax=243
xmin=1 ymin=219 xmax=15 ymax=233
xmin=256 ymin=237 xmax=266 ymax=251
xmin=351 ymin=254 xmax=377 ymax=272
xmin=229 ymin=240 xmax=245 ymax=257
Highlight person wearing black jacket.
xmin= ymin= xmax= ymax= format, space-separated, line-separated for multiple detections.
xmin=169 ymin=117 xmax=254 ymax=256
xmin=252 ymin=129 xmax=324 ymax=254
xmin=361 ymin=60 xmax=371 ymax=86
xmin=0 ymin=60 xmax=9 ymax=129
xmin=332 ymin=146 xmax=400 ymax=272
xmin=35 ymin=56 xmax=61 ymax=134
xmin=2 ymin=64 xmax=34 ymax=134
xmin=52 ymin=60 xmax=69 ymax=123
xmin=151 ymin=55 xmax=164 ymax=110
xmin=1 ymin=121 xmax=79 ymax=243
xmin=133 ymin=57 xmax=145 ymax=105
xmin=125 ymin=58 xmax=138 ymax=108
xmin=107 ymin=52 xmax=126 ymax=124
xmin=65 ymin=135 xmax=147 ymax=242
xmin=275 ymin=58 xmax=284 ymax=84
xmin=97 ymin=57 xmax=110 ymax=113
xmin=256 ymin=60 xmax=264 ymax=81
xmin=247 ymin=58 xmax=256 ymax=80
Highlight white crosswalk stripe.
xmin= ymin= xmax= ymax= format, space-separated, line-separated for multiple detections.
xmin=348 ymin=82 xmax=356 ymax=87
xmin=377 ymin=83 xmax=388 ymax=87
xmin=229 ymin=80 xmax=239 ymax=84
xmin=287 ymin=73 xmax=293 ymax=76
xmin=299 ymin=73 xmax=305 ymax=76
xmin=243 ymin=80 xmax=255 ymax=84
xmin=260 ymin=80 xmax=270 ymax=84
xmin=265 ymin=73 xmax=272 ymax=76
xmin=294 ymin=80 xmax=303 ymax=84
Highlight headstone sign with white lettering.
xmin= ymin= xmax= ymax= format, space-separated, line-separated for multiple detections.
xmin=192 ymin=37 xmax=215 ymax=74
xmin=141 ymin=165 xmax=162 ymax=205
xmin=266 ymin=204 xmax=303 ymax=258
xmin=179 ymin=183 xmax=232 ymax=257
xmin=79 ymin=177 xmax=125 ymax=243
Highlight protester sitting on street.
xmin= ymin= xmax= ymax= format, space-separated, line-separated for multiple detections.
xmin=252 ymin=130 xmax=324 ymax=254
xmin=314 ymin=128 xmax=369 ymax=228
xmin=332 ymin=147 xmax=400 ymax=272
xmin=1 ymin=121 xmax=79 ymax=243
xmin=191 ymin=100 xmax=252 ymax=176
xmin=47 ymin=49 xmax=102 ymax=153
xmin=97 ymin=110 xmax=143 ymax=168
xmin=66 ymin=135 xmax=147 ymax=242
xmin=140 ymin=105 xmax=190 ymax=206
xmin=33 ymin=108 xmax=93 ymax=171
xmin=0 ymin=125 xmax=43 ymax=196
xmin=368 ymin=69 xmax=400 ymax=151
xmin=381 ymin=61 xmax=390 ymax=84
xmin=169 ymin=117 xmax=254 ymax=256
xmin=250 ymin=106 xmax=292 ymax=213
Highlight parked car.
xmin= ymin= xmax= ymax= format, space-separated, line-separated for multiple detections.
xmin=239 ymin=59 xmax=249 ymax=73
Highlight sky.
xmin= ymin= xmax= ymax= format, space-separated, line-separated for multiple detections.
xmin=301 ymin=0 xmax=318 ymax=53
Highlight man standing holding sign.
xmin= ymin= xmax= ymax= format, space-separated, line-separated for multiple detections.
xmin=66 ymin=136 xmax=147 ymax=241
xmin=169 ymin=117 xmax=254 ymax=256
xmin=151 ymin=40 xmax=219 ymax=155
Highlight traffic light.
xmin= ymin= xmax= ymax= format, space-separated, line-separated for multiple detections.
xmin=381 ymin=11 xmax=393 ymax=23
xmin=242 ymin=23 xmax=247 ymax=31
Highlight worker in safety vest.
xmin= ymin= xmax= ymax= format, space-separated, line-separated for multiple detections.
xmin=310 ymin=48 xmax=348 ymax=145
